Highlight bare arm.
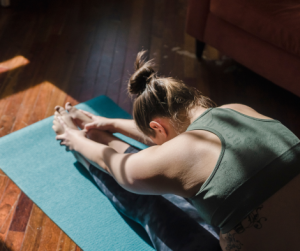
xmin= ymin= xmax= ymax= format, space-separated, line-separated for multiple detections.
xmin=79 ymin=110 xmax=155 ymax=146
xmin=56 ymin=121 xmax=198 ymax=196
xmin=73 ymin=135 xmax=192 ymax=195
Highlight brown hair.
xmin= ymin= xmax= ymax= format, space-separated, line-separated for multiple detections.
xmin=128 ymin=51 xmax=216 ymax=137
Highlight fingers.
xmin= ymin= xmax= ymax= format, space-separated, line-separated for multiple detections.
xmin=55 ymin=134 xmax=65 ymax=140
xmin=84 ymin=122 xmax=98 ymax=130
xmin=53 ymin=119 xmax=59 ymax=126
xmin=55 ymin=135 xmax=66 ymax=148
xmin=78 ymin=109 xmax=94 ymax=119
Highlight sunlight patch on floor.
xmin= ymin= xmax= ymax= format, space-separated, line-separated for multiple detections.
xmin=0 ymin=56 xmax=30 ymax=74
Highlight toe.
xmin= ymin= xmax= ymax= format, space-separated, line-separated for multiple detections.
xmin=65 ymin=102 xmax=77 ymax=113
xmin=55 ymin=106 xmax=67 ymax=114
xmin=65 ymin=102 xmax=72 ymax=111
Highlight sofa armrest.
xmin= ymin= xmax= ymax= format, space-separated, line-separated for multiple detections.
xmin=186 ymin=0 xmax=210 ymax=41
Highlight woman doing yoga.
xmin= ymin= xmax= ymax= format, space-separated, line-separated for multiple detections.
xmin=53 ymin=51 xmax=300 ymax=251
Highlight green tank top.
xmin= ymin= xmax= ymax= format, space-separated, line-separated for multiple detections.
xmin=187 ymin=107 xmax=300 ymax=233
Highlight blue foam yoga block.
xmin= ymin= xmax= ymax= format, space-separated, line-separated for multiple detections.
xmin=0 ymin=96 xmax=153 ymax=250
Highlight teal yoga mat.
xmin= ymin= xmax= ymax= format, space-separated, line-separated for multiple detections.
xmin=0 ymin=95 xmax=153 ymax=251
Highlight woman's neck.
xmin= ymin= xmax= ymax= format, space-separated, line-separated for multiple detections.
xmin=189 ymin=105 xmax=209 ymax=125
xmin=176 ymin=106 xmax=209 ymax=134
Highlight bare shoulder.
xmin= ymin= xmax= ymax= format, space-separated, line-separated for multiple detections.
xmin=125 ymin=132 xmax=209 ymax=196
xmin=219 ymin=103 xmax=274 ymax=120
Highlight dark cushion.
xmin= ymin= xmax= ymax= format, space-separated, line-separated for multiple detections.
xmin=211 ymin=0 xmax=300 ymax=57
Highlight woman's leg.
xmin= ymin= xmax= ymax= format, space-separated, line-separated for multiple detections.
xmin=54 ymin=105 xmax=221 ymax=251
xmin=86 ymin=145 xmax=221 ymax=251
xmin=53 ymin=103 xmax=130 ymax=168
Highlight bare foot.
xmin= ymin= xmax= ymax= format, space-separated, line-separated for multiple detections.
xmin=52 ymin=106 xmax=78 ymax=135
xmin=65 ymin=102 xmax=93 ymax=129
xmin=52 ymin=106 xmax=92 ymax=170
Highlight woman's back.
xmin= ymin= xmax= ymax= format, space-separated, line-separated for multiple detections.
xmin=186 ymin=104 xmax=300 ymax=250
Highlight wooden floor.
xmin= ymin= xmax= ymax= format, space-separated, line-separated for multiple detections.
xmin=1 ymin=0 xmax=300 ymax=250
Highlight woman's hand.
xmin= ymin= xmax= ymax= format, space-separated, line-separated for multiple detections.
xmin=79 ymin=110 xmax=115 ymax=132
xmin=55 ymin=116 xmax=87 ymax=151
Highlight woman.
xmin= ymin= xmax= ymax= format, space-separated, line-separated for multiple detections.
xmin=53 ymin=51 xmax=300 ymax=251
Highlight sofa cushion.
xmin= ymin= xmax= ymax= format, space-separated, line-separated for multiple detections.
xmin=211 ymin=0 xmax=300 ymax=58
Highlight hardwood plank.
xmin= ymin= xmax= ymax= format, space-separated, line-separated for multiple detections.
xmin=56 ymin=231 xmax=76 ymax=251
xmin=0 ymin=10 xmax=36 ymax=99
xmin=10 ymin=84 xmax=43 ymax=132
xmin=75 ymin=246 xmax=82 ymax=251
xmin=0 ymin=10 xmax=48 ymax=134
xmin=64 ymin=21 xmax=95 ymax=105
xmin=172 ymin=0 xmax=186 ymax=81
xmin=36 ymin=216 xmax=61 ymax=251
xmin=159 ymin=0 xmax=178 ymax=78
xmin=0 ymin=207 xmax=15 ymax=250
xmin=5 ymin=231 xmax=24 ymax=251
xmin=10 ymin=193 xmax=33 ymax=232
xmin=43 ymin=49 xmax=74 ymax=118
xmin=80 ymin=1 xmax=119 ymax=100
xmin=105 ymin=0 xmax=132 ymax=103
xmin=0 ymin=89 xmax=27 ymax=137
xmin=31 ymin=33 xmax=67 ymax=120
xmin=26 ymin=81 xmax=54 ymax=125
xmin=77 ymin=0 xmax=110 ymax=102
xmin=23 ymin=30 xmax=68 ymax=124
xmin=65 ymin=22 xmax=98 ymax=103
xmin=118 ymin=0 xmax=145 ymax=113
xmin=44 ymin=1 xmax=87 ymax=118
xmin=0 ymin=12 xmax=25 ymax=62
xmin=0 ymin=96 xmax=11 ymax=123
xmin=0 ymin=172 xmax=9 ymax=205
xmin=0 ymin=180 xmax=21 ymax=242
xmin=0 ymin=69 xmax=22 ymax=122
xmin=0 ymin=9 xmax=12 ymax=42
xmin=149 ymin=0 xmax=166 ymax=72
xmin=11 ymin=38 xmax=63 ymax=131
xmin=20 ymin=205 xmax=44 ymax=251
xmin=138 ymin=0 xmax=153 ymax=53
xmin=93 ymin=8 xmax=120 ymax=97
xmin=43 ymin=6 xmax=79 ymax=117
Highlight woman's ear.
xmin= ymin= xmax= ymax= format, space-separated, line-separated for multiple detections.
xmin=149 ymin=121 xmax=167 ymax=138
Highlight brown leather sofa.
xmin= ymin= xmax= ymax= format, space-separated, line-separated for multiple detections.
xmin=186 ymin=0 xmax=300 ymax=97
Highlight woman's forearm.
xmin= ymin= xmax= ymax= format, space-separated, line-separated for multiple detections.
xmin=73 ymin=136 xmax=136 ymax=190
xmin=112 ymin=119 xmax=155 ymax=146
xmin=74 ymin=137 xmax=112 ymax=174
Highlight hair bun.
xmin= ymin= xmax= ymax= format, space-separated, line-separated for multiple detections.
xmin=128 ymin=50 xmax=156 ymax=95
